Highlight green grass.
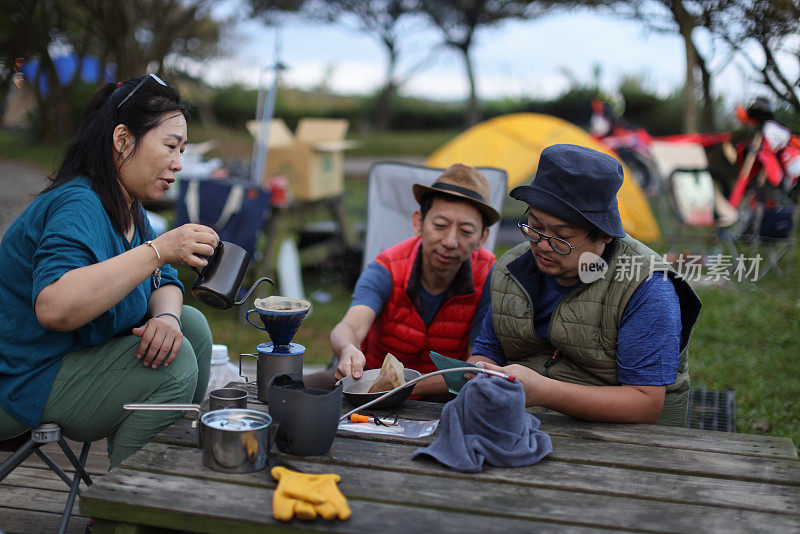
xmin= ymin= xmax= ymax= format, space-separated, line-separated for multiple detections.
xmin=0 ymin=130 xmax=63 ymax=170
xmin=689 ymin=263 xmax=800 ymax=445
xmin=2 ymin=127 xmax=798 ymax=448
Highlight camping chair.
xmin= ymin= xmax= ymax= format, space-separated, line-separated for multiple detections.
xmin=174 ymin=177 xmax=272 ymax=261
xmin=0 ymin=424 xmax=93 ymax=533
xmin=649 ymin=141 xmax=738 ymax=257
xmin=174 ymin=177 xmax=273 ymax=316
xmin=362 ymin=161 xmax=508 ymax=270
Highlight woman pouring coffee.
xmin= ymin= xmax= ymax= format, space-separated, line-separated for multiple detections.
xmin=0 ymin=74 xmax=218 ymax=468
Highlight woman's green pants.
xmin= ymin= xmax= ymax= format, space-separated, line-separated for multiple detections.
xmin=0 ymin=305 xmax=211 ymax=468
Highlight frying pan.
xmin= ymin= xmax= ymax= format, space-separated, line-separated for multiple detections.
xmin=338 ymin=368 xmax=422 ymax=409
xmin=339 ymin=366 xmax=517 ymax=422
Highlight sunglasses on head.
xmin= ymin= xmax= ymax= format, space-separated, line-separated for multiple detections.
xmin=116 ymin=73 xmax=167 ymax=109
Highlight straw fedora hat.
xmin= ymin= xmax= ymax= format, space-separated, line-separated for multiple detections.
xmin=412 ymin=164 xmax=500 ymax=226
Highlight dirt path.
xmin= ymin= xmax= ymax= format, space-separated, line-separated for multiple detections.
xmin=0 ymin=159 xmax=49 ymax=241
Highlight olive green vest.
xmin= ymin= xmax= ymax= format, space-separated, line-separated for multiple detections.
xmin=491 ymin=236 xmax=701 ymax=426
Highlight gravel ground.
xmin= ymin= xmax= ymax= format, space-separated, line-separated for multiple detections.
xmin=0 ymin=159 xmax=49 ymax=241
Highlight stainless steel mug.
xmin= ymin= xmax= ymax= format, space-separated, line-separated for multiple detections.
xmin=208 ymin=388 xmax=248 ymax=411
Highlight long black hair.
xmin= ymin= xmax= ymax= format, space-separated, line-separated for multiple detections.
xmin=44 ymin=75 xmax=191 ymax=235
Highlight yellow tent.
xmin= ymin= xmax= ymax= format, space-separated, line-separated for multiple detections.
xmin=426 ymin=112 xmax=661 ymax=242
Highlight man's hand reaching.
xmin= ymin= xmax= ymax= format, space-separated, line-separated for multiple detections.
xmin=334 ymin=345 xmax=366 ymax=380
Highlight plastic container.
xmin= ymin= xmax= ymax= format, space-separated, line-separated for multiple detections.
xmin=206 ymin=344 xmax=245 ymax=397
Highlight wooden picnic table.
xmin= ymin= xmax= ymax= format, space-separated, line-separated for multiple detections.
xmin=79 ymin=382 xmax=800 ymax=533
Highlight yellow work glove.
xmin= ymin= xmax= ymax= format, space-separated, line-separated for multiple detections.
xmin=271 ymin=466 xmax=351 ymax=521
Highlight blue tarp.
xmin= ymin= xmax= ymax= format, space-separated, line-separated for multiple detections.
xmin=20 ymin=54 xmax=115 ymax=97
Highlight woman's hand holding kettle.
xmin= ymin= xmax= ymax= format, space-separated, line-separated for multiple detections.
xmin=152 ymin=224 xmax=219 ymax=269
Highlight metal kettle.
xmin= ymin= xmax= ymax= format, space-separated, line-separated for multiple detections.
xmin=191 ymin=241 xmax=273 ymax=310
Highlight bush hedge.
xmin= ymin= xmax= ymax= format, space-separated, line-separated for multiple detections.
xmin=207 ymin=81 xmax=703 ymax=135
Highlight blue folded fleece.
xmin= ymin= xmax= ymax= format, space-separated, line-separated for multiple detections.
xmin=410 ymin=374 xmax=553 ymax=473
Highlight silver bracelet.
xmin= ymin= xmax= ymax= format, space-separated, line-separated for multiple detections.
xmin=144 ymin=240 xmax=162 ymax=289
xmin=155 ymin=312 xmax=182 ymax=330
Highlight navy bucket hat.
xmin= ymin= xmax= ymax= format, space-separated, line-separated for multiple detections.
xmin=510 ymin=144 xmax=626 ymax=238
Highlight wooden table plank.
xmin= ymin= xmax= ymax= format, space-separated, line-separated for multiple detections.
xmin=535 ymin=413 xmax=798 ymax=460
xmin=81 ymin=468 xmax=602 ymax=534
xmin=126 ymin=441 xmax=800 ymax=516
xmin=112 ymin=443 xmax=800 ymax=533
xmin=157 ymin=417 xmax=800 ymax=486
xmin=546 ymin=434 xmax=800 ymax=485
xmin=234 ymin=384 xmax=797 ymax=460
xmin=341 ymin=396 xmax=797 ymax=460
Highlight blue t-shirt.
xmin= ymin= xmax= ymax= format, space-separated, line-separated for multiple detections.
xmin=0 ymin=177 xmax=183 ymax=427
xmin=351 ymin=261 xmax=492 ymax=346
xmin=472 ymin=273 xmax=681 ymax=386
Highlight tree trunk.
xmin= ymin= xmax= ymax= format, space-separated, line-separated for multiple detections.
xmin=373 ymin=45 xmax=398 ymax=131
xmin=373 ymin=83 xmax=397 ymax=132
xmin=683 ymin=42 xmax=698 ymax=133
xmin=670 ymin=0 xmax=699 ymax=133
xmin=460 ymin=45 xmax=480 ymax=127
xmin=696 ymin=52 xmax=716 ymax=131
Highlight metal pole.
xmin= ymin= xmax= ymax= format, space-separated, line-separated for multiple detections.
xmin=252 ymin=31 xmax=283 ymax=186
xmin=250 ymin=67 xmax=268 ymax=185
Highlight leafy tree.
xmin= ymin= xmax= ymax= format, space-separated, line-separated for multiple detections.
xmin=604 ymin=1 xmax=799 ymax=129
xmin=78 ymin=0 xmax=222 ymax=80
xmin=248 ymin=0 xmax=436 ymax=131
xmin=0 ymin=0 xmax=93 ymax=141
xmin=606 ymin=0 xmax=718 ymax=132
xmin=324 ymin=0 xmax=437 ymax=131
xmin=705 ymin=0 xmax=800 ymax=113
xmin=1 ymin=0 xmax=224 ymax=142
xmin=419 ymin=0 xmax=543 ymax=127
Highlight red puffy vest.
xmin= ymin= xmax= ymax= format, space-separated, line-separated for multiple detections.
xmin=361 ymin=237 xmax=495 ymax=373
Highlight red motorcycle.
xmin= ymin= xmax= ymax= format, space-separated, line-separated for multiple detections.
xmin=590 ymin=99 xmax=731 ymax=197
xmin=590 ymin=99 xmax=662 ymax=195
xmin=728 ymin=98 xmax=800 ymax=242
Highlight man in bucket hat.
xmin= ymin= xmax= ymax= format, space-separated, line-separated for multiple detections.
xmin=469 ymin=144 xmax=701 ymax=425
xmin=326 ymin=164 xmax=499 ymax=397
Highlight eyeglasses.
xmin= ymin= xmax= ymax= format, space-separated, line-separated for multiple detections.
xmin=518 ymin=213 xmax=588 ymax=255
xmin=116 ymin=73 xmax=167 ymax=109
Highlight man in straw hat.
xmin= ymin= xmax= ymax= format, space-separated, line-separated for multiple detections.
xmin=468 ymin=144 xmax=701 ymax=426
xmin=329 ymin=163 xmax=499 ymax=397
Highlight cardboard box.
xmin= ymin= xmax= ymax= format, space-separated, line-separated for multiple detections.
xmin=247 ymin=118 xmax=354 ymax=201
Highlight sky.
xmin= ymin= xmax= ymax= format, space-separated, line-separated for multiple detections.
xmin=188 ymin=4 xmax=775 ymax=108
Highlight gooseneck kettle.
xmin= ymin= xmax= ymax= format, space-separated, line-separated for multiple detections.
xmin=191 ymin=241 xmax=273 ymax=310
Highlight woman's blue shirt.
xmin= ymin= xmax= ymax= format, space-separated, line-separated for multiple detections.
xmin=0 ymin=178 xmax=182 ymax=426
